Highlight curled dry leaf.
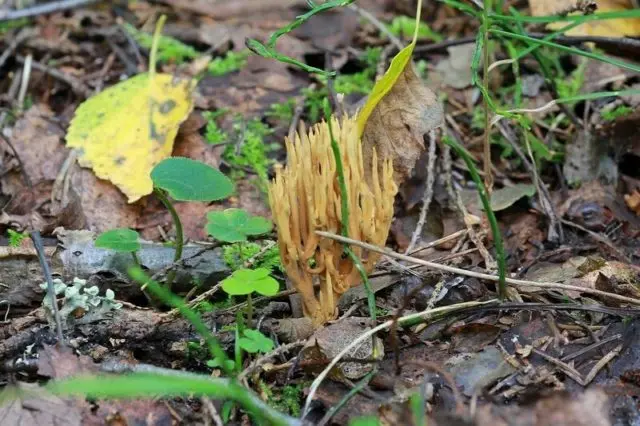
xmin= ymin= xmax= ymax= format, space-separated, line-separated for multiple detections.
xmin=360 ymin=62 xmax=443 ymax=188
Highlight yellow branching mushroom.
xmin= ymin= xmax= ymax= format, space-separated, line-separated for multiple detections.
xmin=268 ymin=115 xmax=397 ymax=326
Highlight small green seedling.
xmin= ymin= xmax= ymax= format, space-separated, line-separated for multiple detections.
xmin=207 ymin=356 xmax=236 ymax=372
xmin=95 ymin=228 xmax=141 ymax=253
xmin=222 ymin=267 xmax=279 ymax=325
xmin=238 ymin=329 xmax=275 ymax=354
xmin=221 ymin=268 xmax=279 ymax=297
xmin=206 ymin=208 xmax=272 ymax=243
xmin=150 ymin=157 xmax=235 ymax=287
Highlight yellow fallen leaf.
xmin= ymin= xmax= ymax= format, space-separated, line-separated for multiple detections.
xmin=530 ymin=0 xmax=640 ymax=37
xmin=66 ymin=16 xmax=196 ymax=203
xmin=66 ymin=73 xmax=195 ymax=202
xmin=357 ymin=0 xmax=443 ymax=187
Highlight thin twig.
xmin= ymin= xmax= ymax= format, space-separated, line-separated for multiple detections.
xmin=0 ymin=28 xmax=33 ymax=70
xmin=201 ymin=397 xmax=224 ymax=426
xmin=405 ymin=130 xmax=438 ymax=254
xmin=0 ymin=0 xmax=101 ymax=21
xmin=15 ymin=55 xmax=92 ymax=98
xmin=348 ymin=4 xmax=403 ymax=50
xmin=302 ymin=300 xmax=494 ymax=417
xmin=238 ymin=340 xmax=306 ymax=381
xmin=31 ymin=231 xmax=64 ymax=344
xmin=315 ymin=231 xmax=640 ymax=306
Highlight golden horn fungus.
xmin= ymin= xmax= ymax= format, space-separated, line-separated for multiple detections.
xmin=268 ymin=115 xmax=397 ymax=326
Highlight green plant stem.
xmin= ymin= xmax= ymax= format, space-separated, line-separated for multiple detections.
xmin=443 ymin=137 xmax=506 ymax=299
xmin=48 ymin=371 xmax=300 ymax=426
xmin=246 ymin=293 xmax=253 ymax=325
xmin=131 ymin=251 xmax=142 ymax=268
xmin=481 ymin=0 xmax=492 ymax=192
xmin=153 ymin=188 xmax=183 ymax=288
xmin=149 ymin=15 xmax=166 ymax=78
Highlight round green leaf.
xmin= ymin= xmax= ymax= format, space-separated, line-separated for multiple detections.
xmin=238 ymin=329 xmax=274 ymax=354
xmin=150 ymin=157 xmax=234 ymax=201
xmin=95 ymin=228 xmax=141 ymax=252
xmin=206 ymin=208 xmax=272 ymax=243
xmin=221 ymin=268 xmax=279 ymax=296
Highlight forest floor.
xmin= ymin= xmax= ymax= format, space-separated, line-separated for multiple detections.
xmin=1 ymin=0 xmax=640 ymax=425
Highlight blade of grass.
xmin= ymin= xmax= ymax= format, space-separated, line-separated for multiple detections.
xmin=490 ymin=9 xmax=640 ymax=24
xmin=128 ymin=266 xmax=234 ymax=377
xmin=490 ymin=28 xmax=640 ymax=73
xmin=442 ymin=136 xmax=506 ymax=299
xmin=48 ymin=372 xmax=299 ymax=426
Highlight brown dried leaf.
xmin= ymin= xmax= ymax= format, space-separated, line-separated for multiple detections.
xmin=361 ymin=63 xmax=443 ymax=187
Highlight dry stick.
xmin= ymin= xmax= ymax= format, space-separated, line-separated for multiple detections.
xmin=0 ymin=70 xmax=33 ymax=189
xmin=496 ymin=121 xmax=562 ymax=243
xmin=15 ymin=55 xmax=92 ymax=98
xmin=238 ymin=340 xmax=305 ymax=381
xmin=405 ymin=130 xmax=438 ymax=254
xmin=348 ymin=3 xmax=404 ymax=50
xmin=453 ymin=187 xmax=496 ymax=270
xmin=302 ymin=299 xmax=494 ymax=417
xmin=0 ymin=28 xmax=33 ymax=70
xmin=315 ymin=231 xmax=640 ymax=305
xmin=408 ymin=229 xmax=467 ymax=256
xmin=30 ymin=231 xmax=64 ymax=344
xmin=0 ymin=0 xmax=101 ymax=21
xmin=560 ymin=219 xmax=630 ymax=262
xmin=201 ymin=397 xmax=224 ymax=426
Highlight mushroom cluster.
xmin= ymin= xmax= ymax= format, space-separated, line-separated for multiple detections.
xmin=268 ymin=115 xmax=397 ymax=326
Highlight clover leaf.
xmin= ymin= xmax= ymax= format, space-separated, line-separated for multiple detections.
xmin=221 ymin=268 xmax=279 ymax=296
xmin=206 ymin=208 xmax=272 ymax=243
xmin=238 ymin=329 xmax=274 ymax=354
xmin=95 ymin=228 xmax=141 ymax=252
xmin=207 ymin=357 xmax=236 ymax=372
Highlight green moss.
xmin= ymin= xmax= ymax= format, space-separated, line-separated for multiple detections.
xmin=266 ymin=99 xmax=296 ymax=122
xmin=555 ymin=59 xmax=586 ymax=102
xmin=601 ymin=105 xmax=633 ymax=121
xmin=122 ymin=22 xmax=198 ymax=64
xmin=7 ymin=229 xmax=28 ymax=248
xmin=259 ymin=381 xmax=304 ymax=417
xmin=223 ymin=242 xmax=282 ymax=272
xmin=222 ymin=118 xmax=274 ymax=190
xmin=208 ymin=50 xmax=249 ymax=76
xmin=387 ymin=16 xmax=443 ymax=42
xmin=203 ymin=110 xmax=229 ymax=145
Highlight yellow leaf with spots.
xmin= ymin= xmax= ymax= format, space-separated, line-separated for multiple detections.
xmin=66 ymin=73 xmax=195 ymax=203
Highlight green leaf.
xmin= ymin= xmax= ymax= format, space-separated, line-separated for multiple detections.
xmin=483 ymin=183 xmax=537 ymax=211
xmin=95 ymin=228 xmax=141 ymax=252
xmin=221 ymin=268 xmax=279 ymax=296
xmin=206 ymin=208 xmax=272 ymax=242
xmin=207 ymin=357 xmax=236 ymax=372
xmin=238 ymin=329 xmax=274 ymax=354
xmin=150 ymin=157 xmax=234 ymax=201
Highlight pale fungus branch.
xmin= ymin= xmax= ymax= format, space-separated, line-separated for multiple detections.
xmin=268 ymin=114 xmax=397 ymax=326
